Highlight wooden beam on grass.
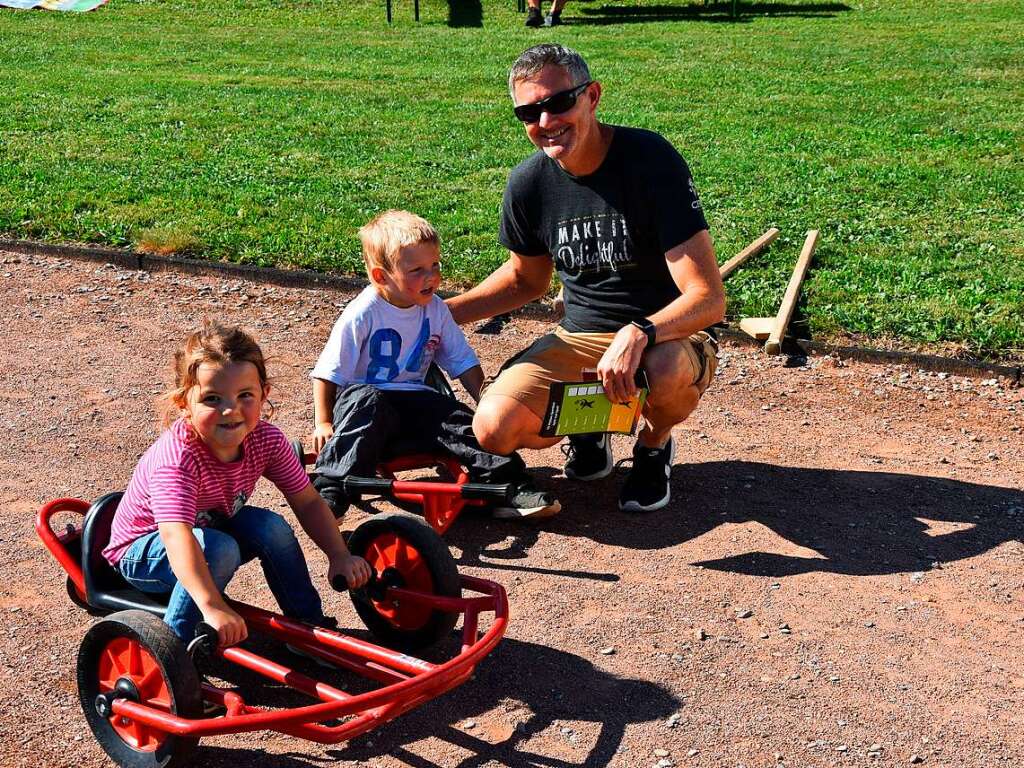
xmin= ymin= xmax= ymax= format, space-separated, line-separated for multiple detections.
xmin=764 ymin=229 xmax=820 ymax=355
xmin=719 ymin=227 xmax=780 ymax=280
xmin=738 ymin=316 xmax=775 ymax=340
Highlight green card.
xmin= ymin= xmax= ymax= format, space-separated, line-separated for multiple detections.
xmin=540 ymin=380 xmax=648 ymax=437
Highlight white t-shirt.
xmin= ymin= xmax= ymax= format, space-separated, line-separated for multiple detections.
xmin=311 ymin=286 xmax=479 ymax=392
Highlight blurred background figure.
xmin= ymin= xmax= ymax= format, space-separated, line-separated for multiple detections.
xmin=525 ymin=0 xmax=567 ymax=27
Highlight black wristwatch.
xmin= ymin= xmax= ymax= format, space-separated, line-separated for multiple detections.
xmin=629 ymin=318 xmax=657 ymax=348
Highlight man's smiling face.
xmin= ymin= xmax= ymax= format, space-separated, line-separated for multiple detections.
xmin=512 ymin=64 xmax=600 ymax=169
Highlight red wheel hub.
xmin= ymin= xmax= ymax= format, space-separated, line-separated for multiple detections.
xmin=362 ymin=533 xmax=436 ymax=630
xmin=97 ymin=638 xmax=172 ymax=751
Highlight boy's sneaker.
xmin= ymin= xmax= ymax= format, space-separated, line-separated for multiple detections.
xmin=317 ymin=484 xmax=349 ymax=519
xmin=562 ymin=433 xmax=613 ymax=481
xmin=524 ymin=6 xmax=542 ymax=25
xmin=493 ymin=481 xmax=561 ymax=519
xmin=618 ymin=436 xmax=675 ymax=513
xmin=543 ymin=10 xmax=561 ymax=25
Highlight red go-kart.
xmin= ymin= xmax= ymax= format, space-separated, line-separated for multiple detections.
xmin=37 ymin=488 xmax=508 ymax=768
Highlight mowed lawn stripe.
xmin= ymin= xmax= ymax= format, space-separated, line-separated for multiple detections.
xmin=1 ymin=0 xmax=1021 ymax=357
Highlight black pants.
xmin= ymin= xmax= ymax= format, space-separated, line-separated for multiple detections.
xmin=313 ymin=385 xmax=526 ymax=495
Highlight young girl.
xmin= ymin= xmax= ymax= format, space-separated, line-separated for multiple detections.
xmin=102 ymin=321 xmax=371 ymax=647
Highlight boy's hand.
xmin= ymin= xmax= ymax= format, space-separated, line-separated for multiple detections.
xmin=201 ymin=604 xmax=248 ymax=647
xmin=313 ymin=422 xmax=335 ymax=453
xmin=328 ymin=553 xmax=372 ymax=591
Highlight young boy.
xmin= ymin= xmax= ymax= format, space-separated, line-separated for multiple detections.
xmin=310 ymin=210 xmax=560 ymax=519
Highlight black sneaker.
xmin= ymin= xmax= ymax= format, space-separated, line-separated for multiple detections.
xmin=543 ymin=10 xmax=561 ymax=25
xmin=493 ymin=481 xmax=561 ymax=519
xmin=524 ymin=6 xmax=542 ymax=26
xmin=316 ymin=483 xmax=349 ymax=519
xmin=562 ymin=433 xmax=613 ymax=481
xmin=618 ymin=436 xmax=675 ymax=513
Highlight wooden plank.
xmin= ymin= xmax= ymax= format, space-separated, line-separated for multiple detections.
xmin=739 ymin=316 xmax=775 ymax=340
xmin=719 ymin=227 xmax=780 ymax=280
xmin=765 ymin=230 xmax=819 ymax=355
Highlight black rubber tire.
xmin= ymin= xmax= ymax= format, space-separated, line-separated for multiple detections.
xmin=290 ymin=438 xmax=307 ymax=467
xmin=66 ymin=575 xmax=108 ymax=617
xmin=346 ymin=512 xmax=460 ymax=651
xmin=77 ymin=610 xmax=202 ymax=768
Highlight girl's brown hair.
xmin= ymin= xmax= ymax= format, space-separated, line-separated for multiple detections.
xmin=160 ymin=321 xmax=272 ymax=427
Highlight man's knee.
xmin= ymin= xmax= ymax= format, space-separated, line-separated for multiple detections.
xmin=643 ymin=338 xmax=712 ymax=409
xmin=473 ymin=396 xmax=532 ymax=455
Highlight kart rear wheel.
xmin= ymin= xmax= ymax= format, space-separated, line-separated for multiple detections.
xmin=347 ymin=512 xmax=460 ymax=651
xmin=77 ymin=610 xmax=202 ymax=768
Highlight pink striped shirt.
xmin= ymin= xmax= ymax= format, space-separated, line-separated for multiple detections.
xmin=103 ymin=418 xmax=310 ymax=564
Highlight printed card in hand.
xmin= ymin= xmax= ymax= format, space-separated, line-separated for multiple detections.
xmin=540 ymin=369 xmax=649 ymax=437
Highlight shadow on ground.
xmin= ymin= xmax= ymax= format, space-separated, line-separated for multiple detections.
xmin=327 ymin=637 xmax=677 ymax=767
xmin=196 ymin=637 xmax=677 ymax=767
xmin=571 ymin=0 xmax=851 ymax=25
xmin=447 ymin=0 xmax=483 ymax=27
xmin=449 ymin=461 xmax=1024 ymax=578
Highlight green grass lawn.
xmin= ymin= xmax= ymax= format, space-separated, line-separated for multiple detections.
xmin=1 ymin=0 xmax=1021 ymax=358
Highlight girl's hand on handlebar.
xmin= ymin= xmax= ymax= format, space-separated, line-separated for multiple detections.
xmin=329 ymin=553 xmax=372 ymax=591
xmin=202 ymin=604 xmax=248 ymax=647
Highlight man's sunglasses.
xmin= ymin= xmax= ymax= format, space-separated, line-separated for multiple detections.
xmin=513 ymin=81 xmax=592 ymax=124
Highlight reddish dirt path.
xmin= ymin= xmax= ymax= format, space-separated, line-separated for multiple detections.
xmin=1 ymin=252 xmax=1022 ymax=768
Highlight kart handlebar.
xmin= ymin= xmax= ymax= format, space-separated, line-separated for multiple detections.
xmin=331 ymin=570 xmax=380 ymax=593
xmin=457 ymin=482 xmax=514 ymax=502
xmin=341 ymin=476 xmax=513 ymax=502
xmin=341 ymin=476 xmax=394 ymax=494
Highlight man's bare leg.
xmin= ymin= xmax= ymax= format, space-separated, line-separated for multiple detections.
xmin=473 ymin=394 xmax=562 ymax=455
xmin=637 ymin=340 xmax=707 ymax=449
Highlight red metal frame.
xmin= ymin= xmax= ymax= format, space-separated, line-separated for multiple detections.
xmin=36 ymin=498 xmax=508 ymax=747
xmin=293 ymin=450 xmax=497 ymax=535
xmin=375 ymin=454 xmax=488 ymax=535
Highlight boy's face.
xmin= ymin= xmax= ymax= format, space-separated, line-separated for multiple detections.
xmin=374 ymin=241 xmax=442 ymax=308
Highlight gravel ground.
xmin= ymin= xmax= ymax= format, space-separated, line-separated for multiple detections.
xmin=1 ymin=252 xmax=1022 ymax=768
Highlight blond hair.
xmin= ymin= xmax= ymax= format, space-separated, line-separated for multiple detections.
xmin=358 ymin=210 xmax=439 ymax=275
xmin=160 ymin=321 xmax=272 ymax=427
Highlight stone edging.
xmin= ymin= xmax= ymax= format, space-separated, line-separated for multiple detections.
xmin=3 ymin=237 xmax=1020 ymax=385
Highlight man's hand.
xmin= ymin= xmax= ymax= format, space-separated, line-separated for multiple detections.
xmin=312 ymin=422 xmax=334 ymax=453
xmin=596 ymin=324 xmax=649 ymax=404
xmin=201 ymin=603 xmax=248 ymax=647
xmin=328 ymin=552 xmax=373 ymax=591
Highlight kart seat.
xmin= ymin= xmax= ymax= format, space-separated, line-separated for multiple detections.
xmin=81 ymin=492 xmax=168 ymax=616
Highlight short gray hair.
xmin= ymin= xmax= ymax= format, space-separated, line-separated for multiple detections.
xmin=508 ymin=44 xmax=591 ymax=98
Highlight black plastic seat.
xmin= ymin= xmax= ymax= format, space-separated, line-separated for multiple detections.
xmin=81 ymin=492 xmax=169 ymax=617
xmin=424 ymin=362 xmax=456 ymax=400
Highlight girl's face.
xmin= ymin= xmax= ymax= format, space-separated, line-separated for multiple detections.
xmin=185 ymin=360 xmax=268 ymax=462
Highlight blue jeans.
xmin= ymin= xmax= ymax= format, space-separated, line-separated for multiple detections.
xmin=118 ymin=505 xmax=325 ymax=642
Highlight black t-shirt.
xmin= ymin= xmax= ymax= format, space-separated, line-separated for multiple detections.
xmin=500 ymin=126 xmax=709 ymax=333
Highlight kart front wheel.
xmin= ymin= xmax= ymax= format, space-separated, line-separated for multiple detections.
xmin=77 ymin=610 xmax=202 ymax=768
xmin=347 ymin=512 xmax=460 ymax=651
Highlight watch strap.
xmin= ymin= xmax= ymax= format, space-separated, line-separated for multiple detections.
xmin=629 ymin=318 xmax=657 ymax=348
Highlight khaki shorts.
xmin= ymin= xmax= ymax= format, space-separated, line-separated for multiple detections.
xmin=483 ymin=326 xmax=718 ymax=419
